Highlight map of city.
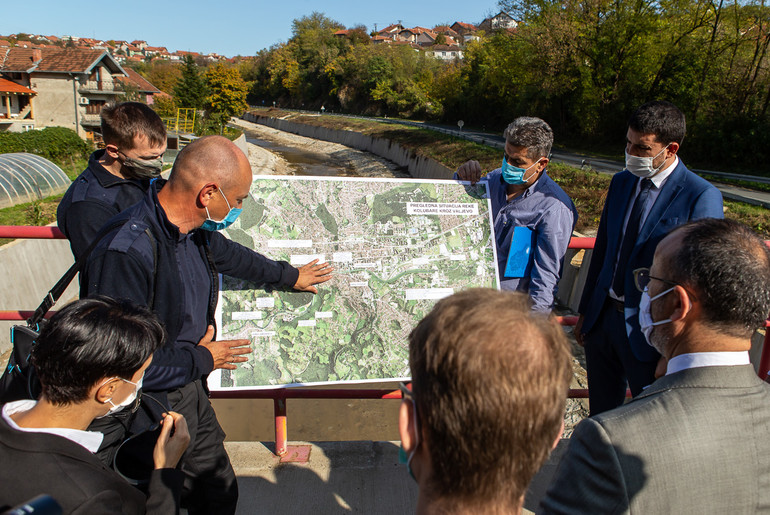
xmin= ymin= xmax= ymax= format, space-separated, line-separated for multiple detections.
xmin=209 ymin=176 xmax=499 ymax=390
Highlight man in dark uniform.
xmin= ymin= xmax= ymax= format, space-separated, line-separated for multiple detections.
xmin=81 ymin=135 xmax=333 ymax=514
xmin=57 ymin=101 xmax=167 ymax=259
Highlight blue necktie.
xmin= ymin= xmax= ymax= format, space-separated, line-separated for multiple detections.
xmin=612 ymin=178 xmax=653 ymax=296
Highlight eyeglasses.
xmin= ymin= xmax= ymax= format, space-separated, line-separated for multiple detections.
xmin=632 ymin=268 xmax=679 ymax=293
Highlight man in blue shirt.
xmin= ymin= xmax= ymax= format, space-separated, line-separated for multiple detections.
xmin=456 ymin=117 xmax=577 ymax=312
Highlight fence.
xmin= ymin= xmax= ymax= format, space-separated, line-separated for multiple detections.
xmin=1 ymin=226 xmax=768 ymax=456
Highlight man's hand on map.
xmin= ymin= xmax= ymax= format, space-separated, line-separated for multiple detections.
xmin=198 ymin=325 xmax=252 ymax=370
xmin=294 ymin=259 xmax=334 ymax=294
xmin=456 ymin=160 xmax=484 ymax=184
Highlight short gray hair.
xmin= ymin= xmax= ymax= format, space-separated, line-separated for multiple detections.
xmin=503 ymin=117 xmax=553 ymax=160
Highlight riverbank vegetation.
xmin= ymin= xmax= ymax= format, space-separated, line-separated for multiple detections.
xmin=233 ymin=6 xmax=770 ymax=176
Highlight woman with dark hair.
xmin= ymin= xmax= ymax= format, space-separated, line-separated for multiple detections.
xmin=0 ymin=297 xmax=190 ymax=514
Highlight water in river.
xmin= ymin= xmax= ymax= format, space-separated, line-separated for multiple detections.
xmin=247 ymin=136 xmax=358 ymax=176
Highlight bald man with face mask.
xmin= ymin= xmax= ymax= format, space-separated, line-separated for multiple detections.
xmin=81 ymin=135 xmax=333 ymax=514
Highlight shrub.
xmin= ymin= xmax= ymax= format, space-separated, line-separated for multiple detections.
xmin=0 ymin=127 xmax=91 ymax=162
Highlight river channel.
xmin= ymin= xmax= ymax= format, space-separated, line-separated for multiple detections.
xmin=247 ymin=136 xmax=357 ymax=176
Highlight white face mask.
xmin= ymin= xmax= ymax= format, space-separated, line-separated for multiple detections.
xmin=639 ymin=287 xmax=675 ymax=350
xmin=97 ymin=374 xmax=143 ymax=418
xmin=625 ymin=145 xmax=669 ymax=178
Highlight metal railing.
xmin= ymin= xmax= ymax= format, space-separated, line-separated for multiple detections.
xmin=1 ymin=225 xmax=768 ymax=456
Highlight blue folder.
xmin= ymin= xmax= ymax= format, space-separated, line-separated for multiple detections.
xmin=504 ymin=227 xmax=535 ymax=278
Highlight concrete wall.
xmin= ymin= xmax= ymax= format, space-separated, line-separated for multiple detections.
xmin=242 ymin=113 xmax=455 ymax=180
xmin=0 ymin=235 xmax=77 ymax=355
xmin=233 ymin=132 xmax=248 ymax=157
xmin=31 ymin=73 xmax=80 ymax=134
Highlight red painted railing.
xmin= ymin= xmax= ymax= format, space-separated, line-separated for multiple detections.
xmin=1 ymin=225 xmax=768 ymax=456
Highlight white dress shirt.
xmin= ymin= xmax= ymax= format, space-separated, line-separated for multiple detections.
xmin=666 ymin=351 xmax=750 ymax=375
xmin=610 ymin=156 xmax=679 ymax=301
xmin=2 ymin=400 xmax=104 ymax=453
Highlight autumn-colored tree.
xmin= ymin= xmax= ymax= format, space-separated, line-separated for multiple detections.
xmin=204 ymin=63 xmax=249 ymax=132
xmin=144 ymin=60 xmax=183 ymax=93
xmin=151 ymin=94 xmax=178 ymax=118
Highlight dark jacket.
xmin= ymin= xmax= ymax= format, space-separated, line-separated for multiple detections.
xmin=0 ymin=415 xmax=183 ymax=514
xmin=578 ymin=161 xmax=723 ymax=361
xmin=57 ymin=150 xmax=151 ymax=260
xmin=80 ymin=180 xmax=299 ymax=393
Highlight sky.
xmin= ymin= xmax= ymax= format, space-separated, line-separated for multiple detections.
xmin=2 ymin=1 xmax=502 ymax=57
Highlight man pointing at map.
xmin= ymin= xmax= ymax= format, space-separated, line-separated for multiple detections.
xmin=456 ymin=117 xmax=577 ymax=312
xmin=81 ymin=135 xmax=332 ymax=514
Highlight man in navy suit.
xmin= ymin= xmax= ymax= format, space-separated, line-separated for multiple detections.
xmin=575 ymin=101 xmax=723 ymax=415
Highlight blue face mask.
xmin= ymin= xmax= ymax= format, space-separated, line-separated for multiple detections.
xmin=501 ymin=156 xmax=541 ymax=185
xmin=200 ymin=188 xmax=242 ymax=232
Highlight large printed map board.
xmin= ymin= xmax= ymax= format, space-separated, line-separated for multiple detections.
xmin=209 ymin=176 xmax=499 ymax=390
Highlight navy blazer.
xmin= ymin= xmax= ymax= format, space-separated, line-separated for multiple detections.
xmin=578 ymin=160 xmax=723 ymax=361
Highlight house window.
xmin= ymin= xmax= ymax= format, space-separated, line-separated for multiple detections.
xmin=22 ymin=125 xmax=34 ymax=132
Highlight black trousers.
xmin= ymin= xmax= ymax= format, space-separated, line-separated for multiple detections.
xmin=168 ymin=380 xmax=238 ymax=515
xmin=583 ymin=298 xmax=659 ymax=416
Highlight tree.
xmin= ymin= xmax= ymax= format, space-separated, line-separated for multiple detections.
xmin=173 ymin=55 xmax=208 ymax=109
xmin=118 ymin=82 xmax=141 ymax=102
xmin=204 ymin=63 xmax=249 ymax=131
xmin=151 ymin=94 xmax=178 ymax=118
xmin=144 ymin=60 xmax=182 ymax=93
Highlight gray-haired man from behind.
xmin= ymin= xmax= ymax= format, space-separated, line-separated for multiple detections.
xmin=541 ymin=218 xmax=770 ymax=513
xmin=455 ymin=117 xmax=577 ymax=312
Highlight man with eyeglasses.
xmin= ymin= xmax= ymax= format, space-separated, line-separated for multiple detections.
xmin=58 ymin=102 xmax=168 ymax=260
xmin=400 ymin=288 xmax=572 ymax=514
xmin=455 ymin=117 xmax=577 ymax=312
xmin=541 ymin=218 xmax=770 ymax=514
xmin=575 ymin=101 xmax=723 ymax=415
xmin=81 ymin=135 xmax=333 ymax=514
xmin=0 ymin=297 xmax=190 ymax=514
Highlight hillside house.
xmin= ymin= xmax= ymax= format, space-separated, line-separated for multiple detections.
xmin=0 ymin=77 xmax=36 ymax=132
xmin=377 ymin=23 xmax=403 ymax=41
xmin=426 ymin=45 xmax=464 ymax=61
xmin=479 ymin=12 xmax=518 ymax=32
xmin=0 ymin=47 xmax=127 ymax=138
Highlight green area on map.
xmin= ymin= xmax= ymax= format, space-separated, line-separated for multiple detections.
xmin=215 ymin=177 xmax=498 ymax=388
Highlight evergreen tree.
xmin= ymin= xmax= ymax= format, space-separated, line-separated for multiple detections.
xmin=173 ymin=55 xmax=207 ymax=109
